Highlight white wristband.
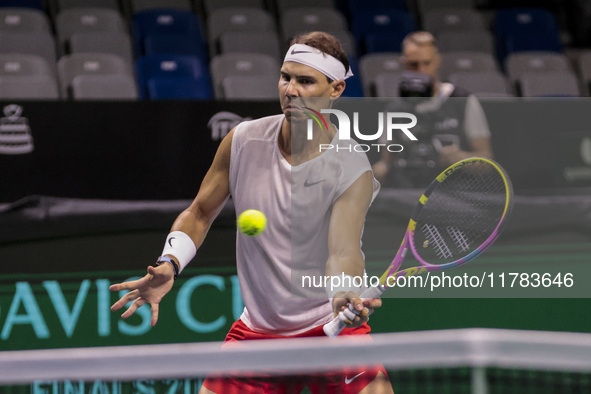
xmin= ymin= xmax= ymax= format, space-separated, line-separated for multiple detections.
xmin=162 ymin=231 xmax=196 ymax=273
xmin=327 ymin=274 xmax=362 ymax=309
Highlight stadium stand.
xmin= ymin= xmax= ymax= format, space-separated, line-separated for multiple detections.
xmin=0 ymin=32 xmax=57 ymax=74
xmin=207 ymin=8 xmax=275 ymax=57
xmin=58 ymin=52 xmax=134 ymax=98
xmin=0 ymin=7 xmax=51 ymax=32
xmin=506 ymin=52 xmax=574 ymax=94
xmin=519 ymin=72 xmax=581 ymax=97
xmin=203 ymin=0 xmax=264 ymax=14
xmin=364 ymin=30 xmax=411 ymax=53
xmin=56 ymin=8 xmax=127 ymax=56
xmin=439 ymin=51 xmax=499 ymax=81
xmin=0 ymin=53 xmax=54 ymax=77
xmin=359 ymin=52 xmax=402 ymax=96
xmin=131 ymin=0 xmax=192 ymax=14
xmin=71 ymin=73 xmax=138 ymax=99
xmin=348 ymin=0 xmax=407 ymax=13
xmin=210 ymin=53 xmax=279 ymax=99
xmin=505 ymin=29 xmax=563 ymax=54
xmin=448 ymin=71 xmax=511 ymax=96
xmin=0 ymin=0 xmax=585 ymax=98
xmin=69 ymin=32 xmax=133 ymax=64
xmin=136 ymin=54 xmax=211 ymax=99
xmin=0 ymin=0 xmax=43 ymax=10
xmin=437 ymin=30 xmax=495 ymax=54
xmin=0 ymin=74 xmax=59 ymax=99
xmin=494 ymin=8 xmax=562 ymax=65
xmin=352 ymin=9 xmax=417 ymax=55
xmin=222 ymin=74 xmax=278 ymax=100
xmin=219 ymin=31 xmax=281 ymax=61
xmin=424 ymin=8 xmax=486 ymax=35
xmin=146 ymin=76 xmax=211 ymax=99
xmin=281 ymin=8 xmax=348 ymax=44
xmin=506 ymin=52 xmax=572 ymax=82
xmin=340 ymin=57 xmax=364 ymax=97
xmin=133 ymin=9 xmax=205 ymax=59
xmin=329 ymin=29 xmax=357 ymax=57
xmin=278 ymin=0 xmax=336 ymax=14
xmin=56 ymin=0 xmax=120 ymax=11
xmin=143 ymin=32 xmax=207 ymax=58
xmin=417 ymin=0 xmax=475 ymax=16
xmin=0 ymin=52 xmax=59 ymax=99
xmin=374 ymin=71 xmax=405 ymax=97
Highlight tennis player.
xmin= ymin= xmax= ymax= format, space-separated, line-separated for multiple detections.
xmin=110 ymin=31 xmax=393 ymax=394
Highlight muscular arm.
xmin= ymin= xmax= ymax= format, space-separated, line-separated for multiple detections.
xmin=326 ymin=171 xmax=373 ymax=278
xmin=326 ymin=171 xmax=382 ymax=325
xmin=165 ymin=128 xmax=235 ymax=266
xmin=110 ymin=127 xmax=236 ymax=326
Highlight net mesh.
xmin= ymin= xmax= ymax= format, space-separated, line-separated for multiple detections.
xmin=414 ymin=159 xmax=511 ymax=265
xmin=3 ymin=369 xmax=590 ymax=394
xmin=2 ymin=329 xmax=591 ymax=394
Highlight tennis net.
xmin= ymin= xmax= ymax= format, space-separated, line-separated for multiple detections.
xmin=1 ymin=328 xmax=591 ymax=394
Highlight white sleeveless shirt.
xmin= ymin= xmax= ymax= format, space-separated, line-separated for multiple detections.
xmin=229 ymin=114 xmax=379 ymax=335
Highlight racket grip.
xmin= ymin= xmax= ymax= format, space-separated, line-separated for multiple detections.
xmin=323 ymin=285 xmax=386 ymax=338
xmin=323 ymin=307 xmax=357 ymax=338
xmin=360 ymin=284 xmax=386 ymax=300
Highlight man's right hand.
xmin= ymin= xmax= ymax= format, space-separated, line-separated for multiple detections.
xmin=109 ymin=263 xmax=175 ymax=326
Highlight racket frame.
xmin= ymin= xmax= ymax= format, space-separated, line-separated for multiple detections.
xmin=323 ymin=157 xmax=513 ymax=338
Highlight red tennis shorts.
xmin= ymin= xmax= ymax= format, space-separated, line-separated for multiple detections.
xmin=202 ymin=319 xmax=389 ymax=394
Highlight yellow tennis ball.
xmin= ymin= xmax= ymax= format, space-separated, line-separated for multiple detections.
xmin=237 ymin=209 xmax=267 ymax=236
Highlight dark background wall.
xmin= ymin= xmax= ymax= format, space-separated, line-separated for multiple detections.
xmin=2 ymin=99 xmax=591 ymax=204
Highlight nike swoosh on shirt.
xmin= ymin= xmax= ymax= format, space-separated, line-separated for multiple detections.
xmin=304 ymin=179 xmax=326 ymax=187
xmin=168 ymin=237 xmax=175 ymax=247
xmin=345 ymin=371 xmax=365 ymax=384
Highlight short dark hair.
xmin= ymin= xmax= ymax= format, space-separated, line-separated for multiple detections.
xmin=402 ymin=31 xmax=438 ymax=51
xmin=290 ymin=31 xmax=350 ymax=83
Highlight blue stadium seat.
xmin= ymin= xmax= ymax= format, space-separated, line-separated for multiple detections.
xmin=495 ymin=7 xmax=559 ymax=37
xmin=351 ymin=9 xmax=416 ymax=40
xmin=494 ymin=8 xmax=561 ymax=65
xmin=348 ymin=0 xmax=406 ymax=13
xmin=133 ymin=9 xmax=204 ymax=58
xmin=144 ymin=33 xmax=208 ymax=59
xmin=351 ymin=9 xmax=416 ymax=55
xmin=147 ymin=77 xmax=212 ymax=99
xmin=364 ymin=31 xmax=409 ymax=53
xmin=341 ymin=58 xmax=364 ymax=97
xmin=136 ymin=54 xmax=211 ymax=99
xmin=0 ymin=0 xmax=43 ymax=10
xmin=505 ymin=30 xmax=563 ymax=54
xmin=341 ymin=75 xmax=363 ymax=97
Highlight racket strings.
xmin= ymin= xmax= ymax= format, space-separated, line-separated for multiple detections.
xmin=414 ymin=161 xmax=508 ymax=264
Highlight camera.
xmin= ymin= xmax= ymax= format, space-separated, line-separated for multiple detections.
xmin=398 ymin=71 xmax=434 ymax=98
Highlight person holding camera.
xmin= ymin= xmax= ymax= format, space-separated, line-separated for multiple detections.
xmin=372 ymin=31 xmax=493 ymax=187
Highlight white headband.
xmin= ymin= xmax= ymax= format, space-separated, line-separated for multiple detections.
xmin=284 ymin=44 xmax=353 ymax=81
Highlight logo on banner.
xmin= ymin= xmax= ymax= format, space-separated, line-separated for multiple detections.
xmin=0 ymin=104 xmax=34 ymax=155
xmin=208 ymin=111 xmax=252 ymax=141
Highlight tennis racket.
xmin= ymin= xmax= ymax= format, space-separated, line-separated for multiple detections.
xmin=323 ymin=157 xmax=513 ymax=338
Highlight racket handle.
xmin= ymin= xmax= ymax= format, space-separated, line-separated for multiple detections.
xmin=323 ymin=307 xmax=356 ymax=338
xmin=360 ymin=284 xmax=386 ymax=300
xmin=323 ymin=285 xmax=386 ymax=338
